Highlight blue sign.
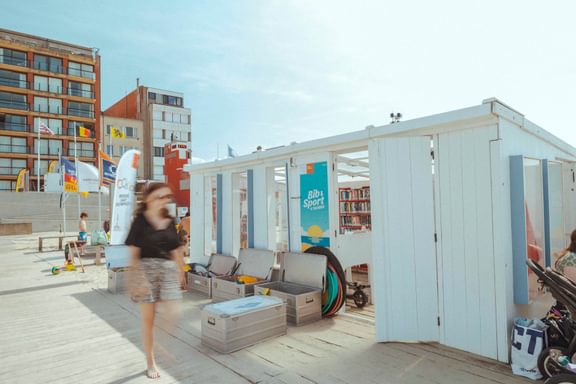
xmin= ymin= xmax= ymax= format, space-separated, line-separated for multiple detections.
xmin=300 ymin=161 xmax=330 ymax=251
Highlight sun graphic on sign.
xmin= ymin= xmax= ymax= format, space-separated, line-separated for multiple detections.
xmin=306 ymin=225 xmax=324 ymax=238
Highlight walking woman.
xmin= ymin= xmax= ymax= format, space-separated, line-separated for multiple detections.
xmin=125 ymin=183 xmax=186 ymax=379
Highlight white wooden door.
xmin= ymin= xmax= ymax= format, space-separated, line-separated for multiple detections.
xmin=369 ymin=136 xmax=439 ymax=342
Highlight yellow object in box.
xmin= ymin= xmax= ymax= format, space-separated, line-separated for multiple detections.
xmin=236 ymin=275 xmax=259 ymax=284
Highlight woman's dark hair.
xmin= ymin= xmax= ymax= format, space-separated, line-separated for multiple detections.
xmin=555 ymin=229 xmax=576 ymax=269
xmin=80 ymin=212 xmax=88 ymax=219
xmin=137 ymin=182 xmax=173 ymax=218
xmin=570 ymin=229 xmax=576 ymax=254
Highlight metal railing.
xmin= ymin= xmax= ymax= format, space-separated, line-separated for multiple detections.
xmin=67 ymin=149 xmax=95 ymax=158
xmin=33 ymin=84 xmax=63 ymax=94
xmin=67 ymin=107 xmax=94 ymax=118
xmin=0 ymin=122 xmax=29 ymax=132
xmin=0 ymin=100 xmax=29 ymax=111
xmin=32 ymin=62 xmax=65 ymax=74
xmin=1 ymin=55 xmax=96 ymax=79
xmin=0 ymin=166 xmax=24 ymax=175
xmin=33 ymin=104 xmax=62 ymax=114
xmin=0 ymin=55 xmax=27 ymax=67
xmin=0 ymin=77 xmax=29 ymax=89
xmin=68 ymin=68 xmax=95 ymax=80
xmin=0 ymin=144 xmax=29 ymax=154
xmin=67 ymin=87 xmax=94 ymax=99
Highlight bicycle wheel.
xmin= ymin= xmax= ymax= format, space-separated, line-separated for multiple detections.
xmin=545 ymin=373 xmax=576 ymax=384
xmin=539 ymin=346 xmax=569 ymax=379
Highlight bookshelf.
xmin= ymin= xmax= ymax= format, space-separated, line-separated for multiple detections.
xmin=338 ymin=186 xmax=371 ymax=234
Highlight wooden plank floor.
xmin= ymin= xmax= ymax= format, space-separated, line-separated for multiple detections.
xmin=0 ymin=233 xmax=532 ymax=384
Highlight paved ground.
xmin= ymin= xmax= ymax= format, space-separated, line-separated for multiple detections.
xmin=0 ymin=233 xmax=532 ymax=384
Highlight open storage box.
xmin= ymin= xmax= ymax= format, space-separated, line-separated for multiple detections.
xmin=255 ymin=252 xmax=326 ymax=326
xmin=188 ymin=254 xmax=237 ymax=298
xmin=211 ymin=248 xmax=275 ymax=302
xmin=201 ymin=295 xmax=287 ymax=353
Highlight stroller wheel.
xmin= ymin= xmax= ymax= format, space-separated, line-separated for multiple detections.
xmin=539 ymin=346 xmax=569 ymax=379
xmin=545 ymin=373 xmax=576 ymax=384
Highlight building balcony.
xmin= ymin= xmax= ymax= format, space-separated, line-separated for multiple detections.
xmin=0 ymin=100 xmax=29 ymax=111
xmin=0 ymin=166 xmax=25 ymax=176
xmin=66 ymin=107 xmax=95 ymax=119
xmin=0 ymin=55 xmax=27 ymax=68
xmin=67 ymin=149 xmax=95 ymax=158
xmin=67 ymin=88 xmax=94 ymax=99
xmin=0 ymin=122 xmax=30 ymax=132
xmin=0 ymin=144 xmax=30 ymax=154
xmin=0 ymin=56 xmax=96 ymax=80
xmin=0 ymin=77 xmax=29 ymax=90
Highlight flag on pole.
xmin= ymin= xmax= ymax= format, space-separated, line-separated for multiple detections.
xmin=111 ymin=127 xmax=126 ymax=139
xmin=99 ymin=150 xmax=117 ymax=185
xmin=227 ymin=145 xmax=237 ymax=158
xmin=78 ymin=126 xmax=91 ymax=138
xmin=61 ymin=157 xmax=78 ymax=192
xmin=39 ymin=121 xmax=55 ymax=136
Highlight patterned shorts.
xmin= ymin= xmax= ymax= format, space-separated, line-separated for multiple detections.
xmin=131 ymin=258 xmax=182 ymax=304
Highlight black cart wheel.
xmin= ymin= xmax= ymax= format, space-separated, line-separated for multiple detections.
xmin=539 ymin=346 xmax=569 ymax=379
xmin=545 ymin=373 xmax=576 ymax=384
xmin=352 ymin=290 xmax=368 ymax=308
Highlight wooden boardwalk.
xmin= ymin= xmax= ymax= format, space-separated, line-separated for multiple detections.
xmin=0 ymin=233 xmax=532 ymax=384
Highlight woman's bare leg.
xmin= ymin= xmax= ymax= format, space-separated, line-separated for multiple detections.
xmin=140 ymin=303 xmax=160 ymax=379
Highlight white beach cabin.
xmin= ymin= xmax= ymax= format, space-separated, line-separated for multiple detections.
xmin=185 ymin=98 xmax=576 ymax=362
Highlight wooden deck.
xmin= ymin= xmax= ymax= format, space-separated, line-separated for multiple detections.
xmin=0 ymin=233 xmax=532 ymax=384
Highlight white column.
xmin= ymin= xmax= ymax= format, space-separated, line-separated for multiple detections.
xmin=221 ymin=172 xmax=234 ymax=256
xmin=189 ymin=173 xmax=205 ymax=262
xmin=252 ymin=165 xmax=269 ymax=249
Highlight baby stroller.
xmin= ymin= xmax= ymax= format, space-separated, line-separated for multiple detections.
xmin=526 ymin=259 xmax=576 ymax=383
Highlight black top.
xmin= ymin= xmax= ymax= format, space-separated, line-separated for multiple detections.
xmin=125 ymin=213 xmax=180 ymax=259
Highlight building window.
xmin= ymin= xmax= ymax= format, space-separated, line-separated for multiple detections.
xmin=154 ymin=146 xmax=164 ymax=157
xmin=148 ymin=92 xmax=156 ymax=100
xmin=0 ymin=136 xmax=27 ymax=153
xmin=33 ymin=55 xmax=63 ymax=74
xmin=32 ymin=160 xmax=49 ymax=176
xmin=34 ymin=118 xmax=62 ymax=135
xmin=0 ymin=91 xmax=28 ymax=110
xmin=162 ymin=129 xmax=166 ymax=139
xmin=0 ymin=69 xmax=27 ymax=89
xmin=34 ymin=138 xmax=62 ymax=156
xmin=153 ymin=111 xmax=162 ymax=121
xmin=68 ymin=101 xmax=94 ymax=118
xmin=34 ymin=97 xmax=62 ymax=114
xmin=106 ymin=144 xmax=113 ymax=156
xmin=68 ymin=142 xmax=94 ymax=157
xmin=0 ymin=48 xmax=27 ymax=67
xmin=0 ymin=180 xmax=16 ymax=191
xmin=163 ymin=95 xmax=180 ymax=106
xmin=125 ymin=126 xmax=136 ymax=137
xmin=0 ymin=114 xmax=27 ymax=132
xmin=187 ymin=132 xmax=191 ymax=142
xmin=68 ymin=81 xmax=93 ymax=98
xmin=0 ymin=158 xmax=26 ymax=175
xmin=68 ymin=62 xmax=95 ymax=79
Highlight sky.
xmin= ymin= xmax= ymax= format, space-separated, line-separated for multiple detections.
xmin=3 ymin=0 xmax=576 ymax=160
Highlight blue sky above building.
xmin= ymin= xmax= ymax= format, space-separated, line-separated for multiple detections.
xmin=4 ymin=0 xmax=576 ymax=159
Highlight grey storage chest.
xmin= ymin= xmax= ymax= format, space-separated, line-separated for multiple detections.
xmin=211 ymin=248 xmax=275 ymax=302
xmin=188 ymin=254 xmax=237 ymax=298
xmin=108 ymin=268 xmax=127 ymax=294
xmin=255 ymin=252 xmax=326 ymax=326
xmin=201 ymin=295 xmax=287 ymax=353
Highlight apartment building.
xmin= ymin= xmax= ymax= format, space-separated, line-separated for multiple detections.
xmin=0 ymin=28 xmax=100 ymax=191
xmin=100 ymin=114 xmax=144 ymax=178
xmin=104 ymin=83 xmax=191 ymax=181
